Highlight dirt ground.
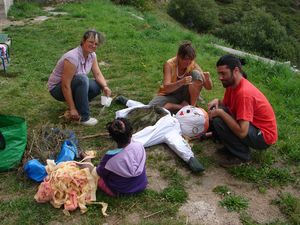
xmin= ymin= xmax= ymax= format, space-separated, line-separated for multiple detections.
xmin=97 ymin=141 xmax=299 ymax=225
xmin=0 ymin=7 xmax=67 ymax=32
xmin=143 ymin=142 xmax=299 ymax=225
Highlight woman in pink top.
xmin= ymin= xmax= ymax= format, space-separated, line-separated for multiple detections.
xmin=48 ymin=30 xmax=111 ymax=126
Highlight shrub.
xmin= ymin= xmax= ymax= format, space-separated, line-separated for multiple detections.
xmin=215 ymin=0 xmax=234 ymax=3
xmin=218 ymin=5 xmax=243 ymax=24
xmin=111 ymin=0 xmax=154 ymax=10
xmin=167 ymin=0 xmax=219 ymax=33
xmin=18 ymin=0 xmax=79 ymax=4
xmin=215 ymin=8 xmax=300 ymax=66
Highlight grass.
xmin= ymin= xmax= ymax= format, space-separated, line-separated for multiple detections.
xmin=213 ymin=185 xmax=231 ymax=196
xmin=240 ymin=212 xmax=285 ymax=225
xmin=219 ymin=195 xmax=249 ymax=212
xmin=7 ymin=1 xmax=47 ymax=20
xmin=0 ymin=0 xmax=300 ymax=224
xmin=230 ymin=165 xmax=295 ymax=187
xmin=273 ymin=193 xmax=300 ymax=225
xmin=214 ymin=185 xmax=248 ymax=213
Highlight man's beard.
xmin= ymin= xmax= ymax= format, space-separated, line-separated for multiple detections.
xmin=221 ymin=71 xmax=235 ymax=88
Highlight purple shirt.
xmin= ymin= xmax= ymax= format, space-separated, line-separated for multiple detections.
xmin=47 ymin=46 xmax=96 ymax=91
xmin=96 ymin=141 xmax=148 ymax=196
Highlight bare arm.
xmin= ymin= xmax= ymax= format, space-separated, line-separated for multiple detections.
xmin=209 ymin=108 xmax=249 ymax=139
xmin=91 ymin=59 xmax=111 ymax=97
xmin=61 ymin=59 xmax=79 ymax=119
xmin=160 ymin=62 xmax=192 ymax=94
xmin=193 ymin=63 xmax=212 ymax=90
xmin=202 ymin=72 xmax=213 ymax=90
xmin=207 ymin=98 xmax=222 ymax=110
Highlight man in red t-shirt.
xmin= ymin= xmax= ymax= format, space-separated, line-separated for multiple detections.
xmin=208 ymin=55 xmax=278 ymax=168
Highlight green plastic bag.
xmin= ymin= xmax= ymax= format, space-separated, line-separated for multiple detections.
xmin=0 ymin=115 xmax=27 ymax=171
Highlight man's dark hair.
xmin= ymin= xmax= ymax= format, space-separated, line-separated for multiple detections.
xmin=216 ymin=54 xmax=242 ymax=70
xmin=177 ymin=41 xmax=196 ymax=60
xmin=216 ymin=54 xmax=247 ymax=79
xmin=106 ymin=118 xmax=133 ymax=147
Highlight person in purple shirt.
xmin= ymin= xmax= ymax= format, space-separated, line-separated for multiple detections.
xmin=48 ymin=30 xmax=111 ymax=126
xmin=96 ymin=118 xmax=148 ymax=197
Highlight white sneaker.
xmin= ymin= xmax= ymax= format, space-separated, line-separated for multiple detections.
xmin=80 ymin=117 xmax=98 ymax=126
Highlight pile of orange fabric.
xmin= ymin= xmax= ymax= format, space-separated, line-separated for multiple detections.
xmin=34 ymin=160 xmax=107 ymax=216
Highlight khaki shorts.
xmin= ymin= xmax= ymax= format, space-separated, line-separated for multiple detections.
xmin=149 ymin=85 xmax=190 ymax=107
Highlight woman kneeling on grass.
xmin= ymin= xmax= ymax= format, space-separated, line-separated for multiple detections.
xmin=96 ymin=118 xmax=148 ymax=197
xmin=47 ymin=29 xmax=111 ymax=126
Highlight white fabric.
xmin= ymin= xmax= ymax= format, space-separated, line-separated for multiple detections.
xmin=132 ymin=114 xmax=179 ymax=147
xmin=164 ymin=130 xmax=194 ymax=162
xmin=115 ymin=101 xmax=193 ymax=162
xmin=101 ymin=96 xmax=112 ymax=107
xmin=126 ymin=99 xmax=145 ymax=108
xmin=175 ymin=105 xmax=209 ymax=138
xmin=116 ymin=105 xmax=147 ymax=118
xmin=116 ymin=101 xmax=169 ymax=118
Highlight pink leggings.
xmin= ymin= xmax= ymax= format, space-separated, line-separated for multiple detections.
xmin=98 ymin=178 xmax=115 ymax=197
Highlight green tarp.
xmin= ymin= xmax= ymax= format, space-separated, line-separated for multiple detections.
xmin=0 ymin=115 xmax=27 ymax=171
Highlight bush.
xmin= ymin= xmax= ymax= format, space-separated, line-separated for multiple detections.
xmin=215 ymin=8 xmax=300 ymax=66
xmin=215 ymin=0 xmax=234 ymax=3
xmin=167 ymin=0 xmax=219 ymax=33
xmin=218 ymin=5 xmax=243 ymax=24
xmin=17 ymin=0 xmax=79 ymax=4
xmin=111 ymin=0 xmax=154 ymax=10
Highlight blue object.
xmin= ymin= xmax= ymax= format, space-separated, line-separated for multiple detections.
xmin=24 ymin=159 xmax=48 ymax=182
xmin=55 ymin=140 xmax=78 ymax=164
xmin=24 ymin=139 xmax=78 ymax=182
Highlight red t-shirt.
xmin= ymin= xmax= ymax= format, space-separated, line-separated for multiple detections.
xmin=223 ymin=78 xmax=278 ymax=145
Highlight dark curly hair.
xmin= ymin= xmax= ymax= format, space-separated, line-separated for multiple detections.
xmin=106 ymin=118 xmax=133 ymax=147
